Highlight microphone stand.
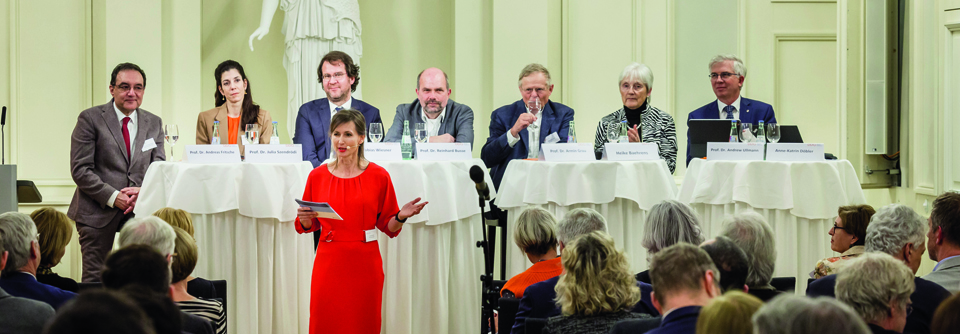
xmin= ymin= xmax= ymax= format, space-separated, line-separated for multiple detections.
xmin=475 ymin=184 xmax=499 ymax=334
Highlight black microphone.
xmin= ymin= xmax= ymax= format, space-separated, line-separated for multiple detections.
xmin=469 ymin=165 xmax=490 ymax=201
xmin=1 ymin=106 xmax=5 ymax=164
xmin=1 ymin=106 xmax=6 ymax=126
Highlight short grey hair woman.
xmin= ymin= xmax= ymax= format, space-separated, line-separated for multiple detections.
xmin=500 ymin=207 xmax=562 ymax=298
xmin=753 ymin=295 xmax=870 ymax=334
xmin=637 ymin=200 xmax=704 ymax=283
xmin=836 ymin=252 xmax=916 ymax=334
xmin=592 ymin=62 xmax=677 ymax=173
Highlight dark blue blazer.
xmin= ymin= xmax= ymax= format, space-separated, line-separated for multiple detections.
xmin=685 ymin=97 xmax=777 ymax=165
xmin=643 ymin=305 xmax=702 ymax=334
xmin=293 ymin=98 xmax=381 ymax=168
xmin=807 ymin=274 xmax=949 ymax=334
xmin=481 ymin=100 xmax=574 ymax=190
xmin=0 ymin=272 xmax=76 ymax=309
xmin=509 ymin=276 xmax=657 ymax=334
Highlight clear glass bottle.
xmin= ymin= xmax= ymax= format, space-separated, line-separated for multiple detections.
xmin=567 ymin=121 xmax=577 ymax=143
xmin=756 ymin=120 xmax=766 ymax=144
xmin=211 ymin=121 xmax=221 ymax=145
xmin=729 ymin=120 xmax=739 ymax=143
xmin=271 ymin=121 xmax=280 ymax=144
xmin=618 ymin=120 xmax=629 ymax=143
xmin=401 ymin=120 xmax=413 ymax=160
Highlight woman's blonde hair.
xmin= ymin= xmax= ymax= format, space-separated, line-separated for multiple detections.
xmin=555 ymin=231 xmax=640 ymax=316
xmin=514 ymin=207 xmax=558 ymax=256
xmin=170 ymin=226 xmax=198 ymax=284
xmin=695 ymin=291 xmax=763 ymax=334
xmin=329 ymin=109 xmax=367 ymax=171
xmin=29 ymin=207 xmax=74 ymax=268
xmin=153 ymin=207 xmax=194 ymax=237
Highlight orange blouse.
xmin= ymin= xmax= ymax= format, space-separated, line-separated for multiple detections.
xmin=501 ymin=257 xmax=563 ymax=298
xmin=227 ymin=116 xmax=240 ymax=145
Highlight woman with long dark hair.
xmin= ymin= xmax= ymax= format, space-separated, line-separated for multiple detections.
xmin=196 ymin=60 xmax=273 ymax=149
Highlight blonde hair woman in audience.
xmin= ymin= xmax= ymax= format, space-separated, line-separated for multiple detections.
xmin=30 ymin=207 xmax=78 ymax=292
xmin=170 ymin=226 xmax=226 ymax=334
xmin=153 ymin=207 xmax=216 ymax=299
xmin=638 ymin=200 xmax=704 ymax=283
xmin=543 ymin=231 xmax=651 ymax=334
xmin=501 ymin=207 xmax=562 ymax=298
xmin=695 ymin=291 xmax=763 ymax=334
xmin=813 ymin=204 xmax=875 ymax=279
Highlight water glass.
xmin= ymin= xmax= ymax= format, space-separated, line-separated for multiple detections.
xmin=766 ymin=123 xmax=781 ymax=143
xmin=606 ymin=123 xmax=619 ymax=143
xmin=164 ymin=124 xmax=178 ymax=161
xmin=245 ymin=124 xmax=260 ymax=144
xmin=739 ymin=123 xmax=757 ymax=143
xmin=369 ymin=123 xmax=384 ymax=143
xmin=414 ymin=123 xmax=427 ymax=143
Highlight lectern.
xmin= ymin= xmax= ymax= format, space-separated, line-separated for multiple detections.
xmin=0 ymin=165 xmax=42 ymax=213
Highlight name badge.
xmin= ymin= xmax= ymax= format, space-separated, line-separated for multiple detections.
xmin=706 ymin=142 xmax=764 ymax=161
xmin=184 ymin=145 xmax=242 ymax=163
xmin=602 ymin=143 xmax=660 ymax=161
xmin=364 ymin=143 xmax=402 ymax=162
xmin=765 ymin=143 xmax=825 ymax=162
xmin=364 ymin=229 xmax=378 ymax=243
xmin=415 ymin=143 xmax=472 ymax=161
xmin=243 ymin=144 xmax=303 ymax=163
xmin=538 ymin=143 xmax=595 ymax=162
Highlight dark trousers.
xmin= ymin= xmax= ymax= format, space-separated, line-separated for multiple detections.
xmin=76 ymin=211 xmax=131 ymax=282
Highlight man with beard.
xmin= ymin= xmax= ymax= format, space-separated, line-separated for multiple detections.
xmin=385 ymin=67 xmax=474 ymax=155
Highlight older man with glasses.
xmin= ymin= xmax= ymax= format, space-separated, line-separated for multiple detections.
xmin=0 ymin=212 xmax=76 ymax=309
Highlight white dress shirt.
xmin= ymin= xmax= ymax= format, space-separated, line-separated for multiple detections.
xmin=421 ymin=106 xmax=446 ymax=138
xmin=717 ymin=96 xmax=742 ymax=120
xmin=327 ymin=98 xmax=353 ymax=158
xmin=506 ymin=108 xmax=543 ymax=159
xmin=107 ymin=103 xmax=138 ymax=208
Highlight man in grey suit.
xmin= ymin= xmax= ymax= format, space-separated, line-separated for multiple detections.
xmin=0 ymin=229 xmax=55 ymax=334
xmin=385 ymin=67 xmax=474 ymax=153
xmin=924 ymin=191 xmax=960 ymax=293
xmin=68 ymin=63 xmax=166 ymax=282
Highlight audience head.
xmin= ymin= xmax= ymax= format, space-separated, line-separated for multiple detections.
xmin=642 ymin=200 xmax=704 ymax=261
xmin=864 ymin=203 xmax=926 ymax=273
xmin=416 ymin=67 xmax=451 ymax=115
xmin=170 ymin=227 xmax=198 ymax=284
xmin=514 ymin=207 xmax=559 ymax=263
xmin=928 ymin=191 xmax=960 ymax=261
xmin=101 ymin=245 xmax=171 ymax=293
xmin=43 ymin=289 xmax=156 ymax=334
xmin=153 ymin=207 xmax=195 ymax=237
xmin=555 ymin=231 xmax=639 ymax=316
xmin=109 ymin=62 xmax=146 ymax=114
xmin=836 ymin=252 xmax=915 ymax=332
xmin=556 ymin=208 xmax=607 ymax=252
xmin=619 ymin=62 xmax=654 ymax=108
xmin=831 ymin=204 xmax=875 ymax=253
xmin=318 ymin=51 xmax=359 ymax=102
xmin=30 ymin=207 xmax=74 ymax=269
xmin=0 ymin=212 xmax=39 ymax=275
xmin=119 ymin=284 xmax=182 ymax=334
xmin=700 ymin=236 xmax=749 ymax=292
xmin=649 ymin=243 xmax=721 ymax=313
xmin=752 ymin=295 xmax=870 ymax=334
xmin=931 ymin=292 xmax=960 ymax=334
xmin=719 ymin=211 xmax=776 ymax=288
xmin=695 ymin=291 xmax=763 ymax=334
xmin=118 ymin=216 xmax=175 ymax=258
xmin=517 ymin=63 xmax=554 ymax=110
xmin=707 ymin=55 xmax=746 ymax=104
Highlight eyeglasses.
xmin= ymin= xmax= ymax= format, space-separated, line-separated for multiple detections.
xmin=113 ymin=84 xmax=144 ymax=94
xmin=322 ymin=72 xmax=348 ymax=82
xmin=831 ymin=224 xmax=847 ymax=231
xmin=708 ymin=72 xmax=739 ymax=80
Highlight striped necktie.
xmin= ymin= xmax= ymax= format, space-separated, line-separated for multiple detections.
xmin=723 ymin=105 xmax=735 ymax=120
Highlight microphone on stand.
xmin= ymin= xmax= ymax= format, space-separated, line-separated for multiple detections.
xmin=469 ymin=165 xmax=490 ymax=201
xmin=1 ymin=106 xmax=6 ymax=164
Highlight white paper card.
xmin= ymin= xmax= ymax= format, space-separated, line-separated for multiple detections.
xmin=295 ymin=199 xmax=343 ymax=220
xmin=538 ymin=143 xmax=595 ymax=162
xmin=602 ymin=143 xmax=660 ymax=161
xmin=765 ymin=143 xmax=825 ymax=162
xmin=415 ymin=143 xmax=472 ymax=161
xmin=706 ymin=142 xmax=765 ymax=161
xmin=184 ymin=145 xmax=242 ymax=163
xmin=364 ymin=229 xmax=377 ymax=243
xmin=244 ymin=144 xmax=303 ymax=163
xmin=364 ymin=143 xmax=403 ymax=162
xmin=142 ymin=138 xmax=157 ymax=151
xmin=544 ymin=132 xmax=561 ymax=144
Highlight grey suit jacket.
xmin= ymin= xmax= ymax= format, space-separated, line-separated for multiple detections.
xmin=0 ymin=287 xmax=55 ymax=334
xmin=68 ymin=100 xmax=166 ymax=228
xmin=923 ymin=255 xmax=960 ymax=293
xmin=384 ymin=98 xmax=474 ymax=152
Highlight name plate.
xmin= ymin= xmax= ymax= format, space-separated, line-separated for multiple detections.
xmin=364 ymin=143 xmax=402 ymax=162
xmin=184 ymin=145 xmax=242 ymax=163
xmin=538 ymin=143 xmax=595 ymax=162
xmin=706 ymin=142 xmax=764 ymax=161
xmin=244 ymin=144 xmax=303 ymax=163
xmin=765 ymin=143 xmax=825 ymax=161
xmin=602 ymin=143 xmax=660 ymax=161
xmin=415 ymin=143 xmax=473 ymax=161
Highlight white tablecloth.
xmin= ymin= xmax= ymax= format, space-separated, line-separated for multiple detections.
xmin=678 ymin=159 xmax=866 ymax=293
xmin=495 ymin=160 xmax=678 ymax=276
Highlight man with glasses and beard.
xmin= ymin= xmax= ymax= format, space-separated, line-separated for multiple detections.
xmin=385 ymin=67 xmax=474 ymax=154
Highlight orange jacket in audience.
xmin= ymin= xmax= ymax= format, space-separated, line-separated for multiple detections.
xmin=501 ymin=257 xmax=563 ymax=298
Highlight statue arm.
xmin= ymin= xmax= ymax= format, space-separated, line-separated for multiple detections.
xmin=248 ymin=0 xmax=281 ymax=51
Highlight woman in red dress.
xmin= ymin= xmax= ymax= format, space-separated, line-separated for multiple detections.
xmin=296 ymin=109 xmax=427 ymax=334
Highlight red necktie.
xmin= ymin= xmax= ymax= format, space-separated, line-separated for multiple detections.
xmin=122 ymin=117 xmax=131 ymax=160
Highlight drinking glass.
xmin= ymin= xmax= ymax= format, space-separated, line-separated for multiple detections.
xmin=245 ymin=124 xmax=260 ymax=145
xmin=766 ymin=123 xmax=781 ymax=143
xmin=164 ymin=124 xmax=179 ymax=161
xmin=739 ymin=123 xmax=757 ymax=143
xmin=526 ymin=97 xmax=541 ymax=129
xmin=414 ymin=123 xmax=427 ymax=143
xmin=606 ymin=123 xmax=619 ymax=143
xmin=369 ymin=123 xmax=384 ymax=143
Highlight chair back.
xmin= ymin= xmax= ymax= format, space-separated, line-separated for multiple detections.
xmin=211 ymin=279 xmax=227 ymax=318
xmin=770 ymin=277 xmax=796 ymax=292
xmin=498 ymin=297 xmax=520 ymax=333
xmin=77 ymin=282 xmax=103 ymax=292
xmin=526 ymin=317 xmax=547 ymax=334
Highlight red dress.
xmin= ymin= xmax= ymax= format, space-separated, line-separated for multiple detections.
xmin=295 ymin=162 xmax=401 ymax=334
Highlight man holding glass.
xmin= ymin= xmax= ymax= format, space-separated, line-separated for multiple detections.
xmin=686 ymin=54 xmax=777 ymax=165
xmin=384 ymin=67 xmax=475 ymax=154
xmin=294 ymin=51 xmax=381 ymax=168
xmin=68 ymin=62 xmax=166 ymax=282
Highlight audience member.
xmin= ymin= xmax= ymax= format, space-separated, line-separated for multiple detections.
xmin=700 ymin=236 xmax=749 ymax=292
xmin=30 ymin=207 xmax=79 ymax=292
xmin=42 ymin=289 xmax=155 ymax=334
xmin=117 ymin=216 xmax=175 ymax=260
xmin=813 ymin=204 xmax=875 ymax=279
xmin=542 ymin=231 xmax=650 ymax=334
xmin=836 ymin=253 xmax=915 ymax=334
xmin=924 ymin=191 xmax=960 ymax=293
xmin=0 ymin=212 xmax=76 ymax=309
xmin=808 ymin=203 xmax=950 ymax=334
xmin=752 ymin=295 xmax=870 ymax=334
xmin=170 ymin=227 xmax=226 ymax=334
xmin=0 ymin=235 xmax=55 ymax=334
xmin=694 ymin=291 xmax=763 ymax=334
xmin=120 ymin=284 xmax=183 ymax=334
xmin=501 ymin=207 xmax=561 ymax=298
xmin=153 ymin=207 xmax=217 ymax=299
xmin=719 ymin=211 xmax=779 ymax=301
xmin=930 ymin=292 xmax=960 ymax=334
xmin=639 ymin=200 xmax=705 ymax=283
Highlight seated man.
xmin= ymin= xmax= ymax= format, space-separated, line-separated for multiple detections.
xmin=719 ymin=211 xmax=780 ymax=301
xmin=701 ymin=236 xmax=750 ymax=292
xmin=0 ymin=233 xmax=55 ymax=334
xmin=923 ymin=191 xmax=960 ymax=293
xmin=752 ymin=295 xmax=871 ymax=334
xmin=117 ymin=216 xmax=176 ymax=260
xmin=43 ymin=289 xmax=155 ymax=334
xmin=836 ymin=253 xmax=915 ymax=334
xmin=0 ymin=212 xmax=76 ymax=309
xmin=385 ymin=67 xmax=474 ymax=152
xmin=686 ymin=55 xmax=776 ymax=165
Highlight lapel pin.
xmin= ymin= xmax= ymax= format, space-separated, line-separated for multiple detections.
xmin=746 ymin=109 xmax=750 ymax=113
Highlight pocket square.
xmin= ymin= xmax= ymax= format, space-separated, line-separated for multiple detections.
xmin=142 ymin=139 xmax=158 ymax=151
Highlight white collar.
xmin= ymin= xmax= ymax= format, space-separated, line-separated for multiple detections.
xmin=329 ymin=97 xmax=353 ymax=112
xmin=113 ymin=101 xmax=138 ymax=121
xmin=717 ymin=96 xmax=742 ymax=113
xmin=420 ymin=103 xmax=446 ymax=122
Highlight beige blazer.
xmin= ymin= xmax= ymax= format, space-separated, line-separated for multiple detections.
xmin=196 ymin=105 xmax=274 ymax=153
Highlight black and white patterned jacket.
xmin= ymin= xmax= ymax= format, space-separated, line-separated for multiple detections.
xmin=592 ymin=105 xmax=677 ymax=173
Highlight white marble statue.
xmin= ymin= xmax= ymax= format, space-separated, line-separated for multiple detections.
xmin=249 ymin=0 xmax=364 ymax=138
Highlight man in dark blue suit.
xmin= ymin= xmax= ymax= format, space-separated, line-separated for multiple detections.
xmin=686 ymin=55 xmax=777 ymax=165
xmin=294 ymin=51 xmax=381 ymax=168
xmin=0 ymin=212 xmax=76 ymax=309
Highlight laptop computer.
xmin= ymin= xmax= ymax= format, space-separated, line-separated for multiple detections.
xmin=688 ymin=119 xmax=740 ymax=160
xmin=778 ymin=125 xmax=803 ymax=143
